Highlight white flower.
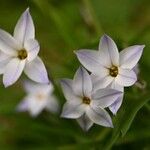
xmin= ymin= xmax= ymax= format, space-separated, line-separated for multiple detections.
xmin=75 ymin=34 xmax=144 ymax=90
xmin=17 ymin=81 xmax=59 ymax=117
xmin=75 ymin=35 xmax=144 ymax=115
xmin=60 ymin=67 xmax=122 ymax=131
xmin=0 ymin=8 xmax=49 ymax=87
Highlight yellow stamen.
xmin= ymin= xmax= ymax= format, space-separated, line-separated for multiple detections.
xmin=109 ymin=66 xmax=118 ymax=77
xmin=82 ymin=97 xmax=91 ymax=105
xmin=18 ymin=49 xmax=28 ymax=60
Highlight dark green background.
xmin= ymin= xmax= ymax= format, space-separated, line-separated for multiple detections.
xmin=0 ymin=0 xmax=149 ymax=149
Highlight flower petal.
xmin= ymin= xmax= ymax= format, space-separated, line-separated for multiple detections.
xmin=73 ymin=67 xmax=92 ymax=97
xmin=24 ymin=56 xmax=49 ymax=83
xmin=61 ymin=102 xmax=85 ymax=119
xmin=116 ymin=68 xmax=137 ymax=86
xmin=91 ymin=89 xmax=123 ymax=108
xmin=60 ymin=79 xmax=82 ymax=103
xmin=27 ymin=95 xmax=48 ymax=117
xmin=133 ymin=64 xmax=139 ymax=75
xmin=86 ymin=106 xmax=113 ymax=128
xmin=92 ymin=75 xmax=114 ymax=92
xmin=77 ymin=114 xmax=93 ymax=131
xmin=24 ymin=80 xmax=53 ymax=94
xmin=14 ymin=8 xmax=35 ymax=45
xmin=109 ymin=80 xmax=124 ymax=92
xmin=109 ymin=94 xmax=124 ymax=115
xmin=99 ymin=34 xmax=119 ymax=66
xmin=0 ymin=52 xmax=11 ymax=74
xmin=119 ymin=45 xmax=145 ymax=69
xmin=3 ymin=58 xmax=25 ymax=87
xmin=0 ymin=29 xmax=19 ymax=55
xmin=46 ymin=95 xmax=59 ymax=113
xmin=24 ymin=39 xmax=40 ymax=61
xmin=75 ymin=50 xmax=107 ymax=76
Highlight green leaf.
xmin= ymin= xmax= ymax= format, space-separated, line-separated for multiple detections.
xmin=120 ymin=97 xmax=150 ymax=137
xmin=103 ymin=93 xmax=150 ymax=150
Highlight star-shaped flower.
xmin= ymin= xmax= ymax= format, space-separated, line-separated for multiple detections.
xmin=75 ymin=35 xmax=144 ymax=114
xmin=0 ymin=8 xmax=49 ymax=87
xmin=17 ymin=81 xmax=59 ymax=117
xmin=60 ymin=67 xmax=122 ymax=131
xmin=75 ymin=35 xmax=144 ymax=90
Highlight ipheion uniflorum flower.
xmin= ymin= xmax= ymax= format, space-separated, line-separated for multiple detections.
xmin=17 ymin=81 xmax=59 ymax=117
xmin=0 ymin=8 xmax=49 ymax=87
xmin=60 ymin=67 xmax=122 ymax=131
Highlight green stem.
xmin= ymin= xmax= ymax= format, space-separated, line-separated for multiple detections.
xmin=82 ymin=0 xmax=103 ymax=35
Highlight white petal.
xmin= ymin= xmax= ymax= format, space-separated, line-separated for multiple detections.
xmin=61 ymin=102 xmax=85 ymax=119
xmin=24 ymin=39 xmax=40 ymax=61
xmin=73 ymin=67 xmax=92 ymax=97
xmin=14 ymin=8 xmax=35 ymax=45
xmin=109 ymin=80 xmax=124 ymax=92
xmin=116 ymin=68 xmax=137 ymax=86
xmin=91 ymin=89 xmax=123 ymax=108
xmin=46 ymin=95 xmax=59 ymax=113
xmin=90 ymin=71 xmax=109 ymax=83
xmin=77 ymin=114 xmax=93 ymax=131
xmin=119 ymin=45 xmax=144 ymax=69
xmin=92 ymin=75 xmax=114 ymax=92
xmin=107 ymin=81 xmax=124 ymax=114
xmin=0 ymin=29 xmax=20 ymax=55
xmin=0 ymin=52 xmax=11 ymax=74
xmin=27 ymin=95 xmax=47 ymax=117
xmin=99 ymin=34 xmax=119 ymax=66
xmin=3 ymin=58 xmax=25 ymax=87
xmin=86 ymin=106 xmax=113 ymax=128
xmin=60 ymin=79 xmax=82 ymax=103
xmin=75 ymin=50 xmax=107 ymax=76
xmin=109 ymin=94 xmax=124 ymax=115
xmin=133 ymin=64 xmax=140 ymax=75
xmin=24 ymin=56 xmax=49 ymax=83
xmin=24 ymin=80 xmax=53 ymax=94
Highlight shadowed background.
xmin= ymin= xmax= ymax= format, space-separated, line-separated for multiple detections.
xmin=0 ymin=0 xmax=150 ymax=149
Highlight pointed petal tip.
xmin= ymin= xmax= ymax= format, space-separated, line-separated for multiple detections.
xmin=107 ymin=119 xmax=114 ymax=128
xmin=140 ymin=45 xmax=145 ymax=49
xmin=74 ymin=50 xmax=81 ymax=56
xmin=82 ymin=127 xmax=90 ymax=132
xmin=60 ymin=112 xmax=70 ymax=119
xmin=101 ymin=34 xmax=110 ymax=40
xmin=25 ymin=7 xmax=30 ymax=13
xmin=3 ymin=78 xmax=13 ymax=88
xmin=135 ymin=45 xmax=145 ymax=49
xmin=142 ymin=44 xmax=145 ymax=47
xmin=3 ymin=83 xmax=10 ymax=88
xmin=73 ymin=50 xmax=77 ymax=54
xmin=106 ymin=119 xmax=114 ymax=128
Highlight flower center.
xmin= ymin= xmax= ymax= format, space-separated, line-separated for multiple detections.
xmin=109 ymin=66 xmax=118 ymax=77
xmin=82 ymin=97 xmax=91 ymax=105
xmin=18 ymin=49 xmax=28 ymax=60
xmin=36 ymin=93 xmax=45 ymax=101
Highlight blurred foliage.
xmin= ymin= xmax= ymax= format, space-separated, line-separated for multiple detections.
xmin=0 ymin=0 xmax=150 ymax=149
